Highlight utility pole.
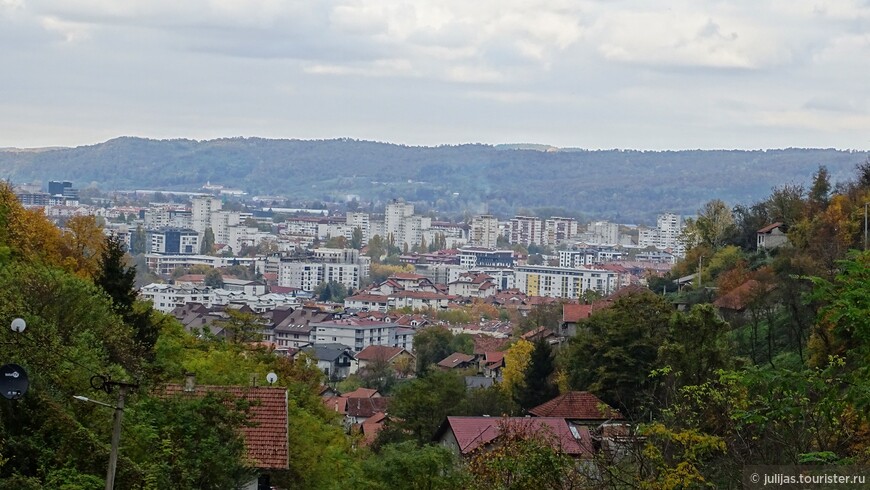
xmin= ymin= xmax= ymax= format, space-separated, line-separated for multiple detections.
xmin=75 ymin=377 xmax=137 ymax=490
xmin=105 ymin=385 xmax=127 ymax=490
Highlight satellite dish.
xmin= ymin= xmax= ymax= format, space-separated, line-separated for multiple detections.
xmin=10 ymin=318 xmax=25 ymax=333
xmin=0 ymin=364 xmax=29 ymax=400
xmin=266 ymin=372 xmax=278 ymax=385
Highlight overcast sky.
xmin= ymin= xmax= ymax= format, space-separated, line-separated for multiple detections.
xmin=2 ymin=0 xmax=869 ymax=150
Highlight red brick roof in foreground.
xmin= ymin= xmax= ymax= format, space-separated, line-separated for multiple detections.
xmin=161 ymin=384 xmax=289 ymax=470
xmin=528 ymin=391 xmax=623 ymax=421
xmin=440 ymin=416 xmax=593 ymax=457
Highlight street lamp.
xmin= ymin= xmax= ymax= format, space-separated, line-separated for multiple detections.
xmin=73 ymin=386 xmax=129 ymax=490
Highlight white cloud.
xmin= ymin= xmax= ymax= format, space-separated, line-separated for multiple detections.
xmin=0 ymin=1 xmax=868 ymax=149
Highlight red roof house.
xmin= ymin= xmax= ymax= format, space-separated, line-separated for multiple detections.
xmin=528 ymin=391 xmax=623 ymax=422
xmin=161 ymin=384 xmax=289 ymax=470
xmin=436 ymin=416 xmax=593 ymax=458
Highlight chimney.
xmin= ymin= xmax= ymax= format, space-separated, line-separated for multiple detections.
xmin=184 ymin=372 xmax=196 ymax=392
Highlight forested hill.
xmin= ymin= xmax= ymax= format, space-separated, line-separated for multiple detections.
xmin=1 ymin=137 xmax=866 ymax=222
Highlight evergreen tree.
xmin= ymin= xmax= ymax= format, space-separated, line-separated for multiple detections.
xmin=130 ymin=224 xmax=147 ymax=255
xmin=95 ymin=234 xmax=138 ymax=314
xmin=350 ymin=227 xmax=363 ymax=250
xmin=95 ymin=233 xmax=159 ymax=361
xmin=201 ymin=227 xmax=216 ymax=254
xmin=515 ymin=339 xmax=558 ymax=411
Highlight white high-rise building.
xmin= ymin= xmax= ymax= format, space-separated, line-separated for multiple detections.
xmin=346 ymin=212 xmax=370 ymax=243
xmin=638 ymin=213 xmax=685 ymax=257
xmin=587 ymin=221 xmax=620 ymax=245
xmin=509 ymin=216 xmax=543 ymax=246
xmin=191 ymin=197 xmax=222 ymax=236
xmin=385 ymin=200 xmax=414 ymax=240
xmin=544 ymin=217 xmax=578 ymax=246
xmin=470 ymin=215 xmax=500 ymax=249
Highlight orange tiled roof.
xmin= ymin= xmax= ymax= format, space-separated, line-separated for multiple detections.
xmin=563 ymin=303 xmax=593 ymax=323
xmin=162 ymin=384 xmax=289 ymax=470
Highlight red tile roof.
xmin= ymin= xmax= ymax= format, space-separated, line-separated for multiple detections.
xmin=342 ymin=387 xmax=381 ymax=399
xmin=471 ymin=335 xmax=510 ymax=355
xmin=563 ymin=303 xmax=593 ymax=323
xmin=484 ymin=351 xmax=505 ymax=365
xmin=161 ymin=385 xmax=289 ymax=469
xmin=528 ymin=391 xmax=623 ymax=421
xmin=440 ymin=416 xmax=592 ymax=457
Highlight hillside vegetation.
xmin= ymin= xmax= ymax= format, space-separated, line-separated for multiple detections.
xmin=1 ymin=137 xmax=866 ymax=222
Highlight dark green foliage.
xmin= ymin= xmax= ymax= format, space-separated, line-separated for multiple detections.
xmin=130 ymin=224 xmax=147 ymax=255
xmin=515 ymin=340 xmax=558 ymax=411
xmin=378 ymin=371 xmax=466 ymax=445
xmin=1 ymin=139 xmax=864 ymax=222
xmin=459 ymin=385 xmax=518 ymax=417
xmin=204 ymin=268 xmax=224 ymax=288
xmin=358 ymin=442 xmax=465 ymax=490
xmin=412 ymin=326 xmax=472 ymax=375
xmin=314 ymin=280 xmax=347 ymax=303
xmin=126 ymin=393 xmax=255 ymax=489
xmin=563 ymin=290 xmax=672 ymax=419
xmin=94 ymin=234 xmax=160 ymax=363
xmin=200 ymin=227 xmax=215 ymax=255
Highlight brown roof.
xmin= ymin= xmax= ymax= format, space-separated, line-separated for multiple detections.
xmin=521 ymin=326 xmax=555 ymax=341
xmin=471 ymin=335 xmax=510 ymax=355
xmin=162 ymin=384 xmax=289 ymax=469
xmin=342 ymin=387 xmax=381 ymax=399
xmin=437 ymin=352 xmax=477 ymax=369
xmin=757 ymin=222 xmax=784 ymax=234
xmin=354 ymin=345 xmax=409 ymax=362
xmin=439 ymin=417 xmax=593 ymax=457
xmin=346 ymin=397 xmax=390 ymax=418
xmin=528 ymin=391 xmax=623 ymax=421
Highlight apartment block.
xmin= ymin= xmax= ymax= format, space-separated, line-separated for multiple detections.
xmin=470 ymin=215 xmax=500 ymax=248
xmin=515 ymin=265 xmax=619 ymax=299
xmin=509 ymin=216 xmax=543 ymax=246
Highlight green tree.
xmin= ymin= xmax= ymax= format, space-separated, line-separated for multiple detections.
xmin=324 ymin=235 xmax=349 ymax=248
xmin=130 ymin=224 xmax=147 ymax=255
xmin=201 ymin=227 xmax=216 ymax=255
xmin=379 ymin=371 xmax=466 ymax=445
xmin=94 ymin=233 xmax=160 ymax=362
xmin=658 ymin=304 xmax=734 ymax=391
xmin=204 ymin=268 xmax=224 ymax=288
xmin=359 ymin=442 xmax=465 ymax=490
xmin=563 ymin=290 xmax=671 ymax=419
xmin=216 ymin=308 xmax=264 ymax=344
xmin=465 ymin=419 xmax=584 ymax=490
xmin=515 ymin=339 xmax=559 ymax=411
xmin=126 ymin=393 xmax=255 ymax=489
xmin=350 ymin=227 xmax=364 ymax=250
xmin=314 ymin=280 xmax=348 ymax=303
xmin=683 ymin=199 xmax=736 ymax=250
xmin=413 ymin=326 xmax=460 ymax=375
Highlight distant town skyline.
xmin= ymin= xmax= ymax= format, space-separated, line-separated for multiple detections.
xmin=2 ymin=1 xmax=869 ymax=150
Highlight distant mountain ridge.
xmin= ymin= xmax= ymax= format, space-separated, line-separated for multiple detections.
xmin=1 ymin=137 xmax=866 ymax=223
